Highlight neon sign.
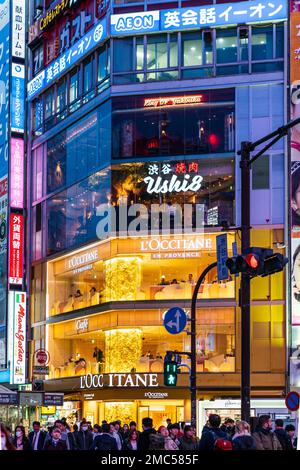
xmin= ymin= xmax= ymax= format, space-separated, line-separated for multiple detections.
xmin=143 ymin=162 xmax=203 ymax=194
xmin=144 ymin=95 xmax=202 ymax=108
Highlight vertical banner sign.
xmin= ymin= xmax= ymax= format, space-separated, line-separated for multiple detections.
xmin=12 ymin=0 xmax=26 ymax=59
xmin=11 ymin=63 xmax=25 ymax=133
xmin=8 ymin=213 xmax=23 ymax=285
xmin=290 ymin=2 xmax=300 ymax=326
xmin=0 ymin=0 xmax=10 ymax=370
xmin=10 ymin=138 xmax=24 ymax=209
xmin=9 ymin=291 xmax=26 ymax=384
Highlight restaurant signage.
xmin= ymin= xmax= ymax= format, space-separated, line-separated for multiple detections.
xmin=33 ymin=366 xmax=49 ymax=375
xmin=8 ymin=213 xmax=24 ymax=285
xmin=111 ymin=0 xmax=287 ymax=36
xmin=12 ymin=0 xmax=26 ymax=59
xmin=80 ymin=373 xmax=159 ymax=389
xmin=0 ymin=393 xmax=19 ymax=404
xmin=35 ymin=349 xmax=50 ymax=366
xmin=143 ymin=162 xmax=203 ymax=195
xmin=8 ymin=291 xmax=27 ymax=385
xmin=144 ymin=96 xmax=202 ymax=108
xmin=39 ymin=0 xmax=81 ymax=32
xmin=76 ymin=318 xmax=89 ymax=333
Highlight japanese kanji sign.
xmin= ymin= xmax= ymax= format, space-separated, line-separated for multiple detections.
xmin=10 ymin=138 xmax=24 ymax=210
xmin=12 ymin=0 xmax=26 ymax=59
xmin=11 ymin=63 xmax=25 ymax=134
xmin=27 ymin=17 xmax=107 ymax=101
xmin=8 ymin=290 xmax=27 ymax=384
xmin=8 ymin=213 xmax=24 ymax=285
xmin=111 ymin=0 xmax=287 ymax=36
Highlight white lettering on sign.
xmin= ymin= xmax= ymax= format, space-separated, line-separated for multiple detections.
xmin=76 ymin=319 xmax=89 ymax=333
xmin=140 ymin=237 xmax=212 ymax=252
xmin=67 ymin=250 xmax=98 ymax=270
xmin=80 ymin=373 xmax=159 ymax=389
xmin=144 ymin=174 xmax=203 ymax=194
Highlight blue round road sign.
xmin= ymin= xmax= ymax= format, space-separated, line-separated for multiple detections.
xmin=163 ymin=307 xmax=187 ymax=335
xmin=285 ymin=391 xmax=300 ymax=412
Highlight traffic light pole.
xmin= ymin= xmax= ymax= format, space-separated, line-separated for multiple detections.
xmin=238 ymin=116 xmax=300 ymax=423
xmin=190 ymin=261 xmax=217 ymax=429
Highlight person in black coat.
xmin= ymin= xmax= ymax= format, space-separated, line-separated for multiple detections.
xmin=92 ymin=423 xmax=118 ymax=451
xmin=123 ymin=430 xmax=139 ymax=451
xmin=231 ymin=421 xmax=256 ymax=450
xmin=75 ymin=422 xmax=94 ymax=450
xmin=199 ymin=414 xmax=229 ymax=451
xmin=13 ymin=425 xmax=33 ymax=451
xmin=137 ymin=417 xmax=156 ymax=451
xmin=28 ymin=421 xmax=47 ymax=450
xmin=43 ymin=428 xmax=68 ymax=451
xmin=274 ymin=419 xmax=293 ymax=450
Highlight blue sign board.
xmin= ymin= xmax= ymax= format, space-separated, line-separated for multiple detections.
xmin=111 ymin=0 xmax=287 ymax=36
xmin=164 ymin=307 xmax=187 ymax=335
xmin=11 ymin=63 xmax=25 ymax=134
xmin=217 ymin=234 xmax=229 ymax=281
xmin=27 ymin=18 xmax=107 ymax=101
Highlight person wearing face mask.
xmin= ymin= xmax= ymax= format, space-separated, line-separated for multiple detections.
xmin=44 ymin=428 xmax=68 ymax=451
xmin=75 ymin=421 xmax=94 ymax=450
xmin=252 ymin=415 xmax=282 ymax=450
xmin=13 ymin=425 xmax=32 ymax=451
xmin=0 ymin=423 xmax=16 ymax=450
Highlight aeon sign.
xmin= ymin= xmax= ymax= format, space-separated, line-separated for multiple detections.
xmin=80 ymin=373 xmax=159 ymax=389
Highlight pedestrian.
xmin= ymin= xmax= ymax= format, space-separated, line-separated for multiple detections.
xmin=122 ymin=424 xmax=129 ymax=439
xmin=232 ymin=421 xmax=256 ymax=450
xmin=158 ymin=426 xmax=179 ymax=450
xmin=92 ymin=424 xmax=102 ymax=439
xmin=199 ymin=414 xmax=232 ymax=451
xmin=129 ymin=421 xmax=139 ymax=435
xmin=44 ymin=427 xmax=68 ymax=450
xmin=169 ymin=423 xmax=181 ymax=448
xmin=179 ymin=425 xmax=199 ymax=451
xmin=252 ymin=415 xmax=282 ymax=450
xmin=122 ymin=429 xmax=139 ymax=450
xmin=166 ymin=418 xmax=172 ymax=430
xmin=112 ymin=421 xmax=123 ymax=449
xmin=220 ymin=418 xmax=235 ymax=438
xmin=75 ymin=421 xmax=94 ymax=450
xmin=59 ymin=419 xmax=77 ymax=450
xmin=274 ymin=419 xmax=293 ymax=450
xmin=13 ymin=425 xmax=32 ymax=451
xmin=92 ymin=423 xmax=118 ymax=451
xmin=138 ymin=417 xmax=156 ymax=451
xmin=0 ymin=423 xmax=16 ymax=450
xmin=28 ymin=421 xmax=47 ymax=450
xmin=285 ymin=424 xmax=297 ymax=450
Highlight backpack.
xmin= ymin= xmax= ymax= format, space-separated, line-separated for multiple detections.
xmin=211 ymin=431 xmax=233 ymax=451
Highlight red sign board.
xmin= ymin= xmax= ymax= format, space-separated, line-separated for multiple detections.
xmin=9 ymin=213 xmax=24 ymax=285
xmin=35 ymin=349 xmax=50 ymax=366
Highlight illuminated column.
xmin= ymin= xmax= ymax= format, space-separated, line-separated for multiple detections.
xmin=103 ymin=257 xmax=142 ymax=301
xmin=104 ymin=329 xmax=142 ymax=373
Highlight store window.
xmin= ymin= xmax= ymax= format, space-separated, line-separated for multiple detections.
xmin=83 ymin=55 xmax=96 ymax=103
xmin=182 ymin=31 xmax=213 ymax=67
xmin=32 ymin=98 xmax=43 ymax=136
xmin=69 ymin=67 xmax=80 ymax=113
xmin=252 ymin=154 xmax=270 ymax=190
xmin=56 ymin=78 xmax=67 ymax=120
xmin=44 ymin=88 xmax=54 ymax=130
xmin=47 ymin=167 xmax=111 ymax=255
xmin=252 ymin=25 xmax=273 ymax=61
xmin=47 ymin=306 xmax=235 ymax=379
xmin=32 ymin=44 xmax=43 ymax=77
xmin=98 ymin=44 xmax=110 ymax=83
xmin=112 ymin=90 xmax=235 ymax=159
xmin=216 ymin=28 xmax=238 ymax=64
xmin=113 ymin=37 xmax=134 ymax=73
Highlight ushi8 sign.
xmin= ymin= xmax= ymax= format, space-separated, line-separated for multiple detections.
xmin=110 ymin=0 xmax=287 ymax=36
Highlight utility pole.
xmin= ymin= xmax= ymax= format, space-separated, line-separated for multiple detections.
xmin=190 ymin=261 xmax=217 ymax=429
xmin=238 ymin=117 xmax=300 ymax=423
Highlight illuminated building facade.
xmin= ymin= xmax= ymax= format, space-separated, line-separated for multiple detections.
xmin=24 ymin=0 xmax=290 ymax=429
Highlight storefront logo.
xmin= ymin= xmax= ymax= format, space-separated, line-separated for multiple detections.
xmin=67 ymin=250 xmax=98 ymax=270
xmin=76 ymin=318 xmax=89 ymax=333
xmin=144 ymin=96 xmax=202 ymax=108
xmin=140 ymin=237 xmax=212 ymax=252
xmin=80 ymin=373 xmax=159 ymax=389
xmin=144 ymin=392 xmax=168 ymax=398
xmin=111 ymin=11 xmax=160 ymax=35
xmin=143 ymin=162 xmax=203 ymax=195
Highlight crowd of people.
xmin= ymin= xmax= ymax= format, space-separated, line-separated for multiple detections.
xmin=0 ymin=415 xmax=297 ymax=451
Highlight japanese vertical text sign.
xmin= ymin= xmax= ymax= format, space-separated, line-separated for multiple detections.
xmin=8 ymin=213 xmax=24 ymax=285
xmin=10 ymin=291 xmax=26 ymax=384
xmin=11 ymin=63 xmax=25 ymax=134
xmin=10 ymin=138 xmax=24 ymax=209
xmin=12 ymin=0 xmax=26 ymax=59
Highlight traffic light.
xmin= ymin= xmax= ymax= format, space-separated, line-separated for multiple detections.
xmin=164 ymin=360 xmax=178 ymax=386
xmin=226 ymin=248 xmax=287 ymax=278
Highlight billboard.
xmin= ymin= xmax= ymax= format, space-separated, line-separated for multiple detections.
xmin=12 ymin=0 xmax=26 ymax=59
xmin=8 ymin=213 xmax=24 ymax=286
xmin=11 ymin=63 xmax=25 ymax=134
xmin=10 ymin=138 xmax=24 ymax=209
xmin=8 ymin=291 xmax=26 ymax=384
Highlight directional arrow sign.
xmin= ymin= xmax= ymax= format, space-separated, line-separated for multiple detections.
xmin=163 ymin=307 xmax=187 ymax=335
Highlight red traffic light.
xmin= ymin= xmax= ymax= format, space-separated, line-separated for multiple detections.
xmin=245 ymin=253 xmax=259 ymax=269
